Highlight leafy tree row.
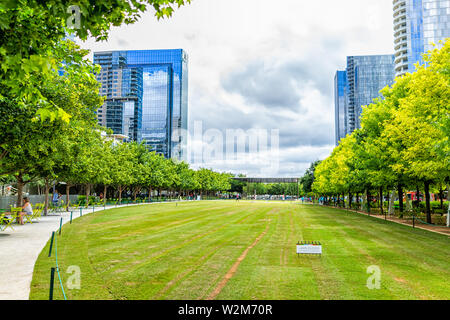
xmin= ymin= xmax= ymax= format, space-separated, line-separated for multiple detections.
xmin=246 ymin=183 xmax=299 ymax=196
xmin=0 ymin=1 xmax=234 ymax=213
xmin=0 ymin=0 xmax=190 ymax=123
xmin=312 ymin=40 xmax=450 ymax=224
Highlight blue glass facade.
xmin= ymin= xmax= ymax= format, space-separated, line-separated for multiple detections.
xmin=408 ymin=0 xmax=425 ymax=70
xmin=334 ymin=71 xmax=348 ymax=146
xmin=93 ymin=49 xmax=188 ymax=160
xmin=335 ymin=55 xmax=395 ymax=145
xmin=394 ymin=0 xmax=450 ymax=76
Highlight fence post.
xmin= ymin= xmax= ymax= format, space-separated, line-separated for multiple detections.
xmin=48 ymin=231 xmax=55 ymax=257
xmin=413 ymin=214 xmax=415 ymax=228
xmin=49 ymin=267 xmax=56 ymax=300
xmin=70 ymin=212 xmax=73 ymax=224
xmin=59 ymin=217 xmax=63 ymax=235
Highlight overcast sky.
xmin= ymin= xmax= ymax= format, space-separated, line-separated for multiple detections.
xmin=78 ymin=0 xmax=394 ymax=177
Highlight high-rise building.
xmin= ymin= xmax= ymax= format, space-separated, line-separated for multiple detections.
xmin=334 ymin=71 xmax=348 ymax=146
xmin=393 ymin=0 xmax=450 ymax=77
xmin=334 ymin=55 xmax=395 ymax=145
xmin=93 ymin=49 xmax=189 ymax=160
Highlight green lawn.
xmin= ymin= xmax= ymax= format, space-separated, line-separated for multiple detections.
xmin=29 ymin=201 xmax=450 ymax=300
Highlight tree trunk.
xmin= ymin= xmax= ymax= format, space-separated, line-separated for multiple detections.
xmin=447 ymin=184 xmax=450 ymax=227
xmin=398 ymin=184 xmax=404 ymax=213
xmin=424 ymin=181 xmax=432 ymax=224
xmin=118 ymin=186 xmax=123 ymax=204
xmin=85 ymin=184 xmax=90 ymax=208
xmin=65 ymin=184 xmax=71 ymax=211
xmin=366 ymin=189 xmax=371 ymax=213
xmin=439 ymin=186 xmax=444 ymax=211
xmin=388 ymin=190 xmax=395 ymax=216
xmin=44 ymin=178 xmax=50 ymax=216
xmin=15 ymin=174 xmax=24 ymax=208
xmin=103 ymin=185 xmax=108 ymax=205
xmin=379 ymin=186 xmax=383 ymax=215
xmin=349 ymin=192 xmax=352 ymax=210
xmin=133 ymin=188 xmax=137 ymax=202
xmin=415 ymin=185 xmax=420 ymax=208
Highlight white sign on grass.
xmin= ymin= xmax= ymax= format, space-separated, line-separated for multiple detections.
xmin=297 ymin=243 xmax=322 ymax=255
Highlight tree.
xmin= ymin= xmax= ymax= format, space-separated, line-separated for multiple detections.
xmin=0 ymin=0 xmax=191 ymax=121
xmin=313 ymin=39 xmax=450 ymax=223
xmin=381 ymin=42 xmax=449 ymax=222
xmin=300 ymin=161 xmax=321 ymax=195
xmin=110 ymin=142 xmax=136 ymax=204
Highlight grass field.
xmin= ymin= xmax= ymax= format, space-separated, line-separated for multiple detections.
xmin=29 ymin=201 xmax=450 ymax=300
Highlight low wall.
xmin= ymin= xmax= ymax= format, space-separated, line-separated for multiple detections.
xmin=0 ymin=195 xmax=80 ymax=210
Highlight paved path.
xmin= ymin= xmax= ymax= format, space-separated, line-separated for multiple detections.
xmin=0 ymin=202 xmax=162 ymax=300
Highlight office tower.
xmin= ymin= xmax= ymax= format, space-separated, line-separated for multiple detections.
xmin=334 ymin=71 xmax=348 ymax=146
xmin=393 ymin=0 xmax=450 ymax=77
xmin=334 ymin=55 xmax=395 ymax=145
xmin=93 ymin=50 xmax=189 ymax=160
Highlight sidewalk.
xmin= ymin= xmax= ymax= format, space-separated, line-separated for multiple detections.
xmin=0 ymin=202 xmax=166 ymax=300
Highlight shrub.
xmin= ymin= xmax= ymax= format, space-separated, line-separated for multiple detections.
xmin=432 ymin=215 xmax=447 ymax=226
xmin=77 ymin=195 xmax=97 ymax=205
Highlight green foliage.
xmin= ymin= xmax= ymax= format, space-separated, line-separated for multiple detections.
xmin=312 ymin=39 xmax=450 ymax=202
xmin=299 ymin=161 xmax=321 ymax=194
xmin=0 ymin=0 xmax=190 ymax=103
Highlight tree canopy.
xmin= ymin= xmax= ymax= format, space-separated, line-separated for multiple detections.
xmin=312 ymin=39 xmax=450 ymax=223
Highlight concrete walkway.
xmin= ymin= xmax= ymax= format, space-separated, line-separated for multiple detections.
xmin=0 ymin=202 xmax=159 ymax=300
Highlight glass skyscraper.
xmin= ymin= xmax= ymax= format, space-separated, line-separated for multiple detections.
xmin=393 ymin=0 xmax=450 ymax=77
xmin=334 ymin=71 xmax=348 ymax=146
xmin=334 ymin=55 xmax=395 ymax=145
xmin=93 ymin=49 xmax=189 ymax=160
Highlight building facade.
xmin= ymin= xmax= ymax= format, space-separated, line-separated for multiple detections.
xmin=93 ymin=49 xmax=188 ymax=160
xmin=334 ymin=71 xmax=348 ymax=146
xmin=334 ymin=55 xmax=395 ymax=145
xmin=393 ymin=0 xmax=450 ymax=77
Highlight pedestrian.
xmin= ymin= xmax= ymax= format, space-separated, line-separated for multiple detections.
xmin=52 ymin=190 xmax=60 ymax=207
xmin=18 ymin=197 xmax=33 ymax=225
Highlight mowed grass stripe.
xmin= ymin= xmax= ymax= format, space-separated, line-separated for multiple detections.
xmin=303 ymin=206 xmax=425 ymax=299
xmin=217 ymin=206 xmax=321 ymax=299
xmin=29 ymin=201 xmax=450 ymax=300
xmin=93 ymin=202 xmax=269 ymax=299
xmin=86 ymin=203 xmax=263 ymax=299
xmin=164 ymin=205 xmax=272 ymax=300
xmin=303 ymin=206 xmax=449 ymax=299
xmin=91 ymin=204 xmax=259 ymax=276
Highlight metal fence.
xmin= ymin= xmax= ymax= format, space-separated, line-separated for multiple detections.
xmin=0 ymin=195 xmax=80 ymax=210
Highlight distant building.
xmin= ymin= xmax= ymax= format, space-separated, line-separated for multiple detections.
xmin=334 ymin=71 xmax=348 ymax=146
xmin=393 ymin=0 xmax=450 ymax=77
xmin=93 ymin=49 xmax=188 ymax=160
xmin=335 ymin=55 xmax=395 ymax=145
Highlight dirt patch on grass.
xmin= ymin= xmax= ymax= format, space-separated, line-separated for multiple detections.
xmin=395 ymin=277 xmax=406 ymax=284
xmin=207 ymin=223 xmax=270 ymax=300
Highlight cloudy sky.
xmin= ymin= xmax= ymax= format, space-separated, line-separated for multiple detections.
xmin=78 ymin=0 xmax=395 ymax=177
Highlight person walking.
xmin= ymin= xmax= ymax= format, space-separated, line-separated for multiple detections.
xmin=52 ymin=190 xmax=60 ymax=207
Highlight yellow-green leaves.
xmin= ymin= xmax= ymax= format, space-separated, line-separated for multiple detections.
xmin=313 ymin=38 xmax=450 ymax=196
